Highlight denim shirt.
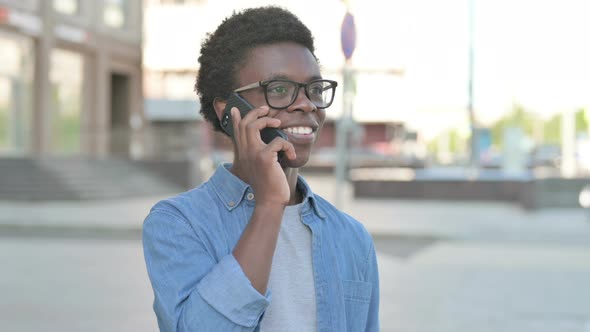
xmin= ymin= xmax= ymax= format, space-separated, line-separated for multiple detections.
xmin=143 ymin=164 xmax=379 ymax=332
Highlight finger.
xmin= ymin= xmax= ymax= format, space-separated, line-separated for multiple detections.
xmin=241 ymin=105 xmax=270 ymax=122
xmin=245 ymin=118 xmax=282 ymax=143
xmin=231 ymin=107 xmax=242 ymax=140
xmin=231 ymin=107 xmax=249 ymax=153
xmin=265 ymin=138 xmax=296 ymax=161
xmin=238 ymin=106 xmax=270 ymax=145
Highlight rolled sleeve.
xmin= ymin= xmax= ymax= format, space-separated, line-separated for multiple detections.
xmin=143 ymin=209 xmax=270 ymax=332
xmin=197 ymin=254 xmax=271 ymax=327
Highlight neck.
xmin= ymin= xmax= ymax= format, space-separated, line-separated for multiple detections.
xmin=284 ymin=167 xmax=301 ymax=205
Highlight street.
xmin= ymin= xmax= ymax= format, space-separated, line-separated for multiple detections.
xmin=2 ymin=233 xmax=590 ymax=332
xmin=376 ymin=237 xmax=590 ymax=332
xmin=0 ymin=236 xmax=155 ymax=332
xmin=1 ymin=175 xmax=590 ymax=331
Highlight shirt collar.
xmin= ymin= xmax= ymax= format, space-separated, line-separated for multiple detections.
xmin=296 ymin=173 xmax=326 ymax=219
xmin=210 ymin=163 xmax=326 ymax=219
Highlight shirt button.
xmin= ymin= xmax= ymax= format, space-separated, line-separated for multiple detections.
xmin=246 ymin=193 xmax=255 ymax=201
xmin=228 ymin=201 xmax=235 ymax=207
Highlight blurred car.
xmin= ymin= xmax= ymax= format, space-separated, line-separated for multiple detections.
xmin=528 ymin=144 xmax=561 ymax=168
xmin=479 ymin=149 xmax=503 ymax=169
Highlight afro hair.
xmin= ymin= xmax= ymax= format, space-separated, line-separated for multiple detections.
xmin=195 ymin=6 xmax=317 ymax=133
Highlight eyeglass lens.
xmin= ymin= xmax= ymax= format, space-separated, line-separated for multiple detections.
xmin=265 ymin=80 xmax=334 ymax=108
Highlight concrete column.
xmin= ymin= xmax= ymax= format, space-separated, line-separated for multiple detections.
xmin=32 ymin=0 xmax=54 ymax=157
xmin=80 ymin=52 xmax=95 ymax=156
xmin=129 ymin=66 xmax=143 ymax=160
xmin=94 ymin=50 xmax=109 ymax=158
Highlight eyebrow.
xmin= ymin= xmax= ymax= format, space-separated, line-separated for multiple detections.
xmin=265 ymin=73 xmax=323 ymax=82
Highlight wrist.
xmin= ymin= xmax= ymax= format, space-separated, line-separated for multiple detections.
xmin=254 ymin=201 xmax=287 ymax=217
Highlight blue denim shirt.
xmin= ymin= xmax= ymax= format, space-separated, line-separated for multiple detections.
xmin=143 ymin=164 xmax=379 ymax=332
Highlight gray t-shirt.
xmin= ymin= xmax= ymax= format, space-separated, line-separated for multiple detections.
xmin=259 ymin=203 xmax=317 ymax=332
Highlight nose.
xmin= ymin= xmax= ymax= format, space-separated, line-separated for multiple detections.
xmin=287 ymin=86 xmax=316 ymax=113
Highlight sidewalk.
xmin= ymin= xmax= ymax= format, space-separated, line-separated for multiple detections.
xmin=1 ymin=174 xmax=589 ymax=244
xmin=0 ymin=195 xmax=161 ymax=235
xmin=3 ymin=175 xmax=589 ymax=332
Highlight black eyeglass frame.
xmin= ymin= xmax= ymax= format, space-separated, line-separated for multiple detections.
xmin=233 ymin=79 xmax=338 ymax=110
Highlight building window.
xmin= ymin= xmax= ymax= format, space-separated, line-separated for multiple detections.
xmin=53 ymin=0 xmax=79 ymax=15
xmin=103 ymin=0 xmax=128 ymax=29
xmin=50 ymin=49 xmax=84 ymax=155
xmin=145 ymin=71 xmax=197 ymax=100
xmin=0 ymin=32 xmax=34 ymax=156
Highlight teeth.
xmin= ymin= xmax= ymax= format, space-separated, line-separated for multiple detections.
xmin=284 ymin=126 xmax=313 ymax=135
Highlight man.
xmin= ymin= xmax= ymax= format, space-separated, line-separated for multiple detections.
xmin=143 ymin=6 xmax=379 ymax=332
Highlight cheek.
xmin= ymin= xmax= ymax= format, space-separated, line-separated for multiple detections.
xmin=269 ymin=109 xmax=282 ymax=117
xmin=241 ymin=91 xmax=268 ymax=109
xmin=314 ymin=120 xmax=326 ymax=142
xmin=316 ymin=121 xmax=324 ymax=134
xmin=316 ymin=111 xmax=326 ymax=131
xmin=252 ymin=98 xmax=269 ymax=109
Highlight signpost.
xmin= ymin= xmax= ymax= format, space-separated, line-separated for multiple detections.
xmin=335 ymin=10 xmax=356 ymax=208
xmin=341 ymin=12 xmax=356 ymax=61
xmin=467 ymin=0 xmax=479 ymax=171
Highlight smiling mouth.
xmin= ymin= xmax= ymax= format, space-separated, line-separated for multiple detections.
xmin=282 ymin=126 xmax=314 ymax=135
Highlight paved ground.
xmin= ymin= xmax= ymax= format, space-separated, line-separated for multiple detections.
xmin=0 ymin=237 xmax=155 ymax=332
xmin=1 ymin=174 xmax=590 ymax=331
xmin=378 ymin=241 xmax=590 ymax=332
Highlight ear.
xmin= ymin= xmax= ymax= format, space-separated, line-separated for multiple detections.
xmin=213 ymin=97 xmax=227 ymax=121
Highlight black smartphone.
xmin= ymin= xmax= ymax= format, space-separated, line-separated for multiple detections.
xmin=220 ymin=92 xmax=288 ymax=162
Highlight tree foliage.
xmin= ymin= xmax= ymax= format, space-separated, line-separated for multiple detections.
xmin=428 ymin=107 xmax=589 ymax=155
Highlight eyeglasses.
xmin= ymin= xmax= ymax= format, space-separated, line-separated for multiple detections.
xmin=234 ymin=79 xmax=338 ymax=110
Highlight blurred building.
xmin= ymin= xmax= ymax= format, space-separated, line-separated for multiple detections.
xmin=142 ymin=0 xmax=204 ymax=161
xmin=142 ymin=0 xmax=412 ymax=166
xmin=0 ymin=0 xmax=143 ymax=158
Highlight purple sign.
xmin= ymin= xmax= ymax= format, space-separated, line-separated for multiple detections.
xmin=341 ymin=12 xmax=356 ymax=60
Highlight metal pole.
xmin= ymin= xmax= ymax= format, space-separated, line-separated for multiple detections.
xmin=334 ymin=63 xmax=353 ymax=208
xmin=468 ymin=0 xmax=478 ymax=169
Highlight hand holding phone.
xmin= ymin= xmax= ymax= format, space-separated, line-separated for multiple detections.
xmin=220 ymin=93 xmax=288 ymax=163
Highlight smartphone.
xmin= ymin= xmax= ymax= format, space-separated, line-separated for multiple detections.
xmin=220 ymin=92 xmax=288 ymax=162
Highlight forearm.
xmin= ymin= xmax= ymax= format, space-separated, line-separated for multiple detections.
xmin=144 ymin=211 xmax=272 ymax=331
xmin=233 ymin=202 xmax=284 ymax=294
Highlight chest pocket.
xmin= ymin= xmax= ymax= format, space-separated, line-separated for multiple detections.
xmin=342 ymin=279 xmax=372 ymax=331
